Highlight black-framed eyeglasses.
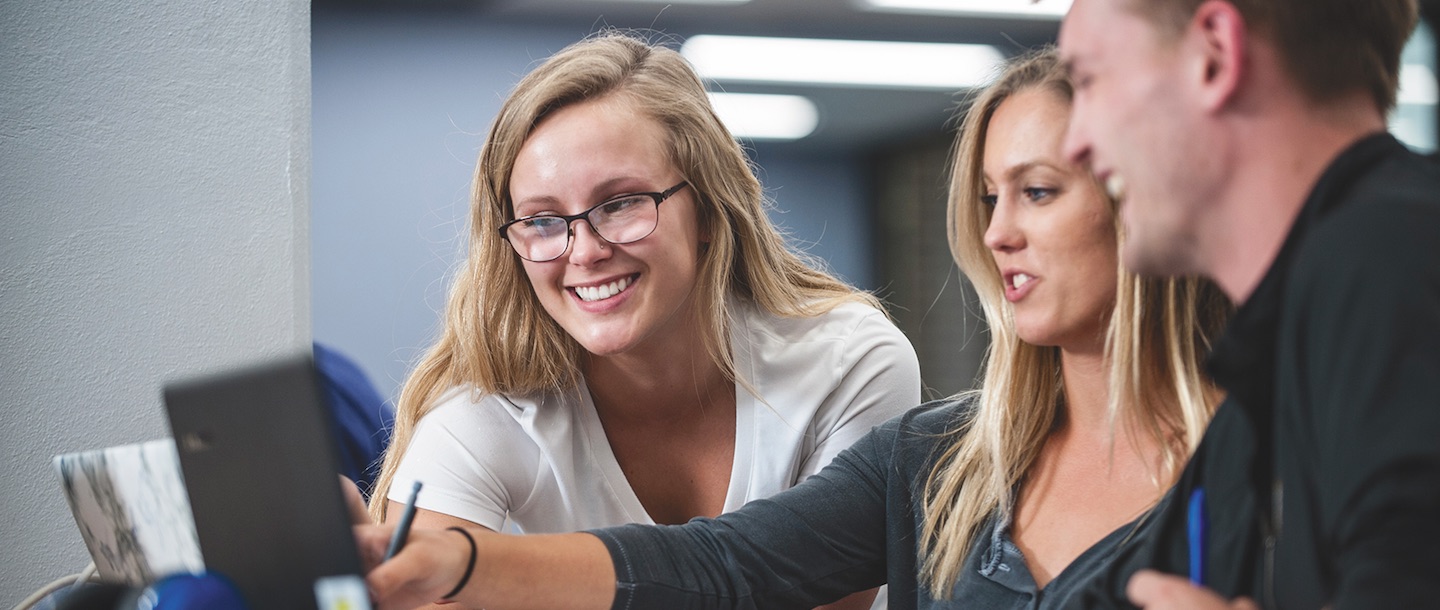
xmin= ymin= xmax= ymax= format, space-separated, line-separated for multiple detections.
xmin=498 ymin=181 xmax=690 ymax=262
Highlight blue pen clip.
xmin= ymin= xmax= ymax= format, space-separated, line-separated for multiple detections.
xmin=1188 ymin=487 xmax=1207 ymax=585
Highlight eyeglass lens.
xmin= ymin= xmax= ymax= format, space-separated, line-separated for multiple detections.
xmin=507 ymin=194 xmax=660 ymax=262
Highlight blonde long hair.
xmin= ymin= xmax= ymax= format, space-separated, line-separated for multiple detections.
xmin=369 ymin=32 xmax=877 ymax=521
xmin=919 ymin=48 xmax=1231 ymax=597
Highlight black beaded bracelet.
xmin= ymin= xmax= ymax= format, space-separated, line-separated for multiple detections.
xmin=442 ymin=526 xmax=477 ymax=600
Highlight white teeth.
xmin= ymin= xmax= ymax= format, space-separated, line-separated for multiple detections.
xmin=576 ymin=276 xmax=632 ymax=302
xmin=1012 ymin=273 xmax=1032 ymax=289
xmin=1105 ymin=173 xmax=1127 ymax=201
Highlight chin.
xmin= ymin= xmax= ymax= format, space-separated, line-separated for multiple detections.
xmin=1012 ymin=324 xmax=1059 ymax=349
xmin=1121 ymin=236 xmax=1191 ymax=279
xmin=575 ymin=336 xmax=632 ymax=357
xmin=574 ymin=324 xmax=650 ymax=357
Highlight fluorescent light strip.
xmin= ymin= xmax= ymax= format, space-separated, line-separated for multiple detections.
xmin=575 ymin=0 xmax=750 ymax=3
xmin=862 ymin=0 xmax=1072 ymax=19
xmin=708 ymin=92 xmax=819 ymax=140
xmin=682 ymin=35 xmax=1004 ymax=89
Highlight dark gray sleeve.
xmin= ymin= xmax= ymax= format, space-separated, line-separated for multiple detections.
xmin=588 ymin=423 xmax=897 ymax=610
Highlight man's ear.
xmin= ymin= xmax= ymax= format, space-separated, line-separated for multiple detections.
xmin=1188 ymin=0 xmax=1248 ymax=112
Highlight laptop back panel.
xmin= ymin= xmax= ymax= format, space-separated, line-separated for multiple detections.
xmin=164 ymin=354 xmax=362 ymax=610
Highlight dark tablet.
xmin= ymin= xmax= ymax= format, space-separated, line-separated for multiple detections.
xmin=164 ymin=353 xmax=364 ymax=610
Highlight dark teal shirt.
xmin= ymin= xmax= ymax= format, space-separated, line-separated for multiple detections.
xmin=591 ymin=398 xmax=1151 ymax=609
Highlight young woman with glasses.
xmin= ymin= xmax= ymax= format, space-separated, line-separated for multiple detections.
xmin=353 ymin=47 xmax=1233 ymax=610
xmin=364 ymin=32 xmax=919 ymax=610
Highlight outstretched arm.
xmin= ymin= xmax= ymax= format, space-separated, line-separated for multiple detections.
xmin=353 ymin=408 xmax=919 ymax=610
xmin=356 ymin=524 xmax=615 ymax=610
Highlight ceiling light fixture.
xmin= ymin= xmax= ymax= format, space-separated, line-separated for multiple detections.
xmin=682 ymin=35 xmax=1004 ymax=89
xmin=708 ymin=92 xmax=819 ymax=141
xmin=573 ymin=0 xmax=750 ymax=4
xmin=861 ymin=0 xmax=1072 ymax=19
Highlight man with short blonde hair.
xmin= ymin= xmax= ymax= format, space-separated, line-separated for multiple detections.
xmin=1059 ymin=0 xmax=1440 ymax=607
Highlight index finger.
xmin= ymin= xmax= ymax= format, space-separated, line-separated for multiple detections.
xmin=1127 ymin=569 xmax=1221 ymax=608
xmin=354 ymin=523 xmax=394 ymax=572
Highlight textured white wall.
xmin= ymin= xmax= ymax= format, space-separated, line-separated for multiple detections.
xmin=0 ymin=0 xmax=310 ymax=604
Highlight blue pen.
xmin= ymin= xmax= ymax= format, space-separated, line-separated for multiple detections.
xmin=384 ymin=481 xmax=423 ymax=561
xmin=1188 ymin=487 xmax=1207 ymax=585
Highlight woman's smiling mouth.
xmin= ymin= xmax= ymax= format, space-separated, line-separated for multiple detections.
xmin=572 ymin=274 xmax=637 ymax=302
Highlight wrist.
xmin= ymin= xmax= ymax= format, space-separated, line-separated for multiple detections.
xmin=442 ymin=527 xmax=478 ymax=601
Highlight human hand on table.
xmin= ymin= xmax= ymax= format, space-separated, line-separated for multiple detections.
xmin=355 ymin=524 xmax=474 ymax=610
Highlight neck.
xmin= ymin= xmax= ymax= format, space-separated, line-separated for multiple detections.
xmin=1200 ymin=92 xmax=1386 ymax=304
xmin=583 ymin=325 xmax=731 ymax=422
xmin=1058 ymin=345 xmax=1111 ymax=434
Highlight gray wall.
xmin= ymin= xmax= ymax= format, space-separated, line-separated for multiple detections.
xmin=0 ymin=1 xmax=311 ymax=604
xmin=312 ymin=14 xmax=874 ymax=401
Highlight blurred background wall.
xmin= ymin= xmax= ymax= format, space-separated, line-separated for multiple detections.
xmin=0 ymin=0 xmax=310 ymax=604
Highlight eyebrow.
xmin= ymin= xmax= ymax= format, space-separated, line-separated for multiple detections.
xmin=988 ymin=161 xmax=1063 ymax=183
xmin=512 ymin=176 xmax=656 ymax=214
xmin=511 ymin=194 xmax=560 ymax=216
xmin=591 ymin=176 xmax=654 ymax=197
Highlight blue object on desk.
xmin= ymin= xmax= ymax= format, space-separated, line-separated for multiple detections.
xmin=50 ymin=573 xmax=247 ymax=610
xmin=1188 ymin=487 xmax=1207 ymax=585
xmin=144 ymin=572 xmax=248 ymax=610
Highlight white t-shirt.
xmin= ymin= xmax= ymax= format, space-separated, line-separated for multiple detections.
xmin=390 ymin=301 xmax=920 ymax=533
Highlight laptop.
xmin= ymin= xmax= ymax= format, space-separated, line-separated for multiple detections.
xmin=164 ymin=353 xmax=370 ymax=610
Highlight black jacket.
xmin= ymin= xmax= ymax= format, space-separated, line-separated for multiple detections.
xmin=1078 ymin=133 xmax=1440 ymax=609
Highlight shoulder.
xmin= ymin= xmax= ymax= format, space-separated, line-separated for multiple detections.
xmin=738 ymin=301 xmax=915 ymax=373
xmin=1283 ymin=145 xmax=1440 ymax=329
xmin=1286 ymin=172 xmax=1440 ymax=342
xmin=1300 ymin=147 xmax=1440 ymax=283
xmin=415 ymin=385 xmax=565 ymax=437
xmin=827 ymin=394 xmax=978 ymax=484
xmin=402 ymin=385 xmax=578 ymax=477
xmin=740 ymin=300 xmax=904 ymax=344
xmin=871 ymin=394 xmax=980 ymax=447
xmin=422 ymin=385 xmax=510 ymax=421
xmin=738 ymin=301 xmax=918 ymax=404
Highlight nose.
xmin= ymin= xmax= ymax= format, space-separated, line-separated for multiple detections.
xmin=566 ymin=219 xmax=612 ymax=266
xmin=1061 ymin=102 xmax=1092 ymax=168
xmin=982 ymin=196 xmax=1024 ymax=254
